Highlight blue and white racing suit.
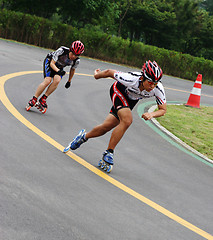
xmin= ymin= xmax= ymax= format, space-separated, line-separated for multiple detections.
xmin=43 ymin=46 xmax=80 ymax=78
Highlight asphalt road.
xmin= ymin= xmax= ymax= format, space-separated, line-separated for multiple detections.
xmin=0 ymin=38 xmax=213 ymax=240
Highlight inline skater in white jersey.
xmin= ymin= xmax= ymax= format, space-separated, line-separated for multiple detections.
xmin=26 ymin=40 xmax=84 ymax=113
xmin=64 ymin=60 xmax=166 ymax=172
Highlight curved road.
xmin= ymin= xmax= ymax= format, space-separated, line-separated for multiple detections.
xmin=0 ymin=39 xmax=213 ymax=240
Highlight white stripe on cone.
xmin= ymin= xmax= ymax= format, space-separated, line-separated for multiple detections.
xmin=185 ymin=74 xmax=202 ymax=108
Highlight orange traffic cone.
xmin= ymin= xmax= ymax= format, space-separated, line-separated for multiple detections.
xmin=185 ymin=74 xmax=202 ymax=108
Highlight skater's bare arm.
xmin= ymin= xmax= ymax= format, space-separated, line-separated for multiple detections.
xmin=142 ymin=103 xmax=167 ymax=120
xmin=50 ymin=59 xmax=60 ymax=72
xmin=94 ymin=69 xmax=117 ymax=80
xmin=68 ymin=68 xmax=75 ymax=82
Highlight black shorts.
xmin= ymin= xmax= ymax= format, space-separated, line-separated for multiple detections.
xmin=43 ymin=57 xmax=59 ymax=78
xmin=110 ymin=82 xmax=138 ymax=119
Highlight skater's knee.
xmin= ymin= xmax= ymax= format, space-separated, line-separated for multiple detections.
xmin=55 ymin=77 xmax=61 ymax=84
xmin=117 ymin=108 xmax=133 ymax=128
xmin=121 ymin=117 xmax=132 ymax=128
xmin=125 ymin=119 xmax=132 ymax=128
xmin=53 ymin=75 xmax=61 ymax=85
xmin=44 ymin=77 xmax=52 ymax=84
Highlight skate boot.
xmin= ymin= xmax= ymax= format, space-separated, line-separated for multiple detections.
xmin=63 ymin=129 xmax=87 ymax=153
xmin=26 ymin=96 xmax=37 ymax=111
xmin=98 ymin=150 xmax=114 ymax=173
xmin=35 ymin=95 xmax=47 ymax=114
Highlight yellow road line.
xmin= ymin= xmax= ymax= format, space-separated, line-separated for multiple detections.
xmin=165 ymin=86 xmax=213 ymax=98
xmin=0 ymin=71 xmax=212 ymax=240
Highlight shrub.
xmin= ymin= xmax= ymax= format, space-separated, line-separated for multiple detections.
xmin=0 ymin=9 xmax=212 ymax=85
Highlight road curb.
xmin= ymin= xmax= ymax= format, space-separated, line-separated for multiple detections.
xmin=148 ymin=104 xmax=213 ymax=165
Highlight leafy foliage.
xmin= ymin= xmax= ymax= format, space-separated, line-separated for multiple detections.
xmin=1 ymin=0 xmax=213 ymax=60
xmin=200 ymin=0 xmax=213 ymax=15
xmin=0 ymin=8 xmax=213 ymax=86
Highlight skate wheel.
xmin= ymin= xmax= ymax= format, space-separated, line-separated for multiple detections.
xmin=26 ymin=105 xmax=31 ymax=111
xmin=106 ymin=164 xmax=113 ymax=173
xmin=101 ymin=163 xmax=106 ymax=169
xmin=98 ymin=160 xmax=113 ymax=173
xmin=41 ymin=108 xmax=47 ymax=114
xmin=103 ymin=163 xmax=113 ymax=173
xmin=35 ymin=102 xmax=42 ymax=111
xmin=98 ymin=159 xmax=103 ymax=167
xmin=98 ymin=159 xmax=105 ymax=168
xmin=103 ymin=164 xmax=108 ymax=171
xmin=99 ymin=160 xmax=106 ymax=169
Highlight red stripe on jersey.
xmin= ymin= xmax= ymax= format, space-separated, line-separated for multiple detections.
xmin=156 ymin=96 xmax=165 ymax=105
xmin=113 ymin=82 xmax=129 ymax=107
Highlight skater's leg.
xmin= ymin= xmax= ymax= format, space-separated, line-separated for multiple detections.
xmin=64 ymin=114 xmax=119 ymax=152
xmin=99 ymin=109 xmax=132 ymax=173
xmin=44 ymin=74 xmax=61 ymax=97
xmin=107 ymin=108 xmax=132 ymax=150
xmin=85 ymin=113 xmax=119 ymax=139
xmin=34 ymin=77 xmax=52 ymax=98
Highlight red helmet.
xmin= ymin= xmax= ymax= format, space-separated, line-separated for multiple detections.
xmin=142 ymin=60 xmax=163 ymax=83
xmin=70 ymin=40 xmax=84 ymax=56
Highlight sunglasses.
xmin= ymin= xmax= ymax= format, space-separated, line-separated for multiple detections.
xmin=146 ymin=79 xmax=158 ymax=86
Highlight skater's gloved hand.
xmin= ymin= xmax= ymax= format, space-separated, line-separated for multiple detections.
xmin=65 ymin=81 xmax=71 ymax=88
xmin=57 ymin=70 xmax=66 ymax=76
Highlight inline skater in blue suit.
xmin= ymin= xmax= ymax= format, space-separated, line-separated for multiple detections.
xmin=26 ymin=40 xmax=84 ymax=113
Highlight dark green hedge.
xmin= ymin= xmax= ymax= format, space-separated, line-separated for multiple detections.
xmin=0 ymin=9 xmax=212 ymax=85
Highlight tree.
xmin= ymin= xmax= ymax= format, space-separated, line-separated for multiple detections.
xmin=199 ymin=11 xmax=213 ymax=59
xmin=171 ymin=0 xmax=202 ymax=54
xmin=122 ymin=0 xmax=177 ymax=47
xmin=58 ymin=0 xmax=118 ymax=29
xmin=200 ymin=0 xmax=213 ymax=15
xmin=5 ymin=0 xmax=59 ymax=18
xmin=116 ymin=0 xmax=133 ymax=37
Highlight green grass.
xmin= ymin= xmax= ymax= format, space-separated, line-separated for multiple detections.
xmin=157 ymin=105 xmax=213 ymax=160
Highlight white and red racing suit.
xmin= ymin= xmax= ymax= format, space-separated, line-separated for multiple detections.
xmin=110 ymin=71 xmax=166 ymax=118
